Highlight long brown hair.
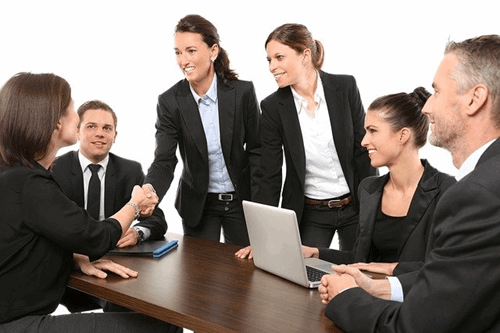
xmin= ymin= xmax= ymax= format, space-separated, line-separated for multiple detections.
xmin=0 ymin=72 xmax=72 ymax=168
xmin=175 ymin=14 xmax=238 ymax=86
xmin=265 ymin=23 xmax=325 ymax=70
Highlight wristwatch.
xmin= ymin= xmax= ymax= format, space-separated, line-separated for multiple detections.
xmin=134 ymin=227 xmax=144 ymax=243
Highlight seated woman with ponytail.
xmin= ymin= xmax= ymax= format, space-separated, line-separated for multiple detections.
xmin=303 ymin=87 xmax=456 ymax=300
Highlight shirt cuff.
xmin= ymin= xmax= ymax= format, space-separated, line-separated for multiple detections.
xmin=387 ymin=276 xmax=404 ymax=302
xmin=134 ymin=226 xmax=151 ymax=241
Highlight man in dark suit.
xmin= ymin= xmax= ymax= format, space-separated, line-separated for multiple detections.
xmin=319 ymin=34 xmax=500 ymax=332
xmin=53 ymin=100 xmax=167 ymax=246
xmin=53 ymin=100 xmax=167 ymax=312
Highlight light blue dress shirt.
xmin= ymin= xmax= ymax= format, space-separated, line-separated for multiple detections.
xmin=189 ymin=75 xmax=235 ymax=193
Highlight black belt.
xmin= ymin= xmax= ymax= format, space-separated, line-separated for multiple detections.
xmin=304 ymin=194 xmax=352 ymax=208
xmin=207 ymin=192 xmax=236 ymax=202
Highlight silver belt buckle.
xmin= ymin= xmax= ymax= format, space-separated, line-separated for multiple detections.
xmin=327 ymin=199 xmax=341 ymax=208
xmin=218 ymin=193 xmax=234 ymax=201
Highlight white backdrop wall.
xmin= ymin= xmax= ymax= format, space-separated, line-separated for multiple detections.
xmin=1 ymin=0 xmax=498 ymax=236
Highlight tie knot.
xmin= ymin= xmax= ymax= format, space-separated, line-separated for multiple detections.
xmin=88 ymin=164 xmax=101 ymax=174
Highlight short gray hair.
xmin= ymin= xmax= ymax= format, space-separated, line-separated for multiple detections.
xmin=445 ymin=34 xmax=500 ymax=126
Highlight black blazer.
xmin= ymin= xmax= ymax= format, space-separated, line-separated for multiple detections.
xmin=145 ymin=77 xmax=261 ymax=228
xmin=257 ymin=71 xmax=376 ymax=222
xmin=0 ymin=164 xmax=121 ymax=323
xmin=319 ymin=160 xmax=456 ymax=264
xmin=326 ymin=139 xmax=500 ymax=333
xmin=52 ymin=151 xmax=167 ymax=239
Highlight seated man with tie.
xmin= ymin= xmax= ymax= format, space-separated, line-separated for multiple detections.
xmin=52 ymin=100 xmax=167 ymax=312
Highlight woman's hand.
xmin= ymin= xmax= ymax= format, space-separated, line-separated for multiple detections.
xmin=131 ymin=185 xmax=158 ymax=217
xmin=349 ymin=262 xmax=398 ymax=276
xmin=235 ymin=246 xmax=254 ymax=259
xmin=302 ymin=245 xmax=320 ymax=258
xmin=73 ymin=254 xmax=138 ymax=279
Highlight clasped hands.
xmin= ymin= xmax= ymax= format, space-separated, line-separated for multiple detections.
xmin=319 ymin=262 xmax=394 ymax=304
xmin=130 ymin=183 xmax=159 ymax=217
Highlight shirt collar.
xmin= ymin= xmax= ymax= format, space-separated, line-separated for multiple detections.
xmin=455 ymin=139 xmax=496 ymax=181
xmin=78 ymin=151 xmax=109 ymax=173
xmin=290 ymin=72 xmax=325 ymax=115
xmin=189 ymin=73 xmax=218 ymax=103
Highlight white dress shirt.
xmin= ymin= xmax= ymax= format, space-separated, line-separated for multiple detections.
xmin=79 ymin=151 xmax=108 ymax=221
xmin=290 ymin=73 xmax=349 ymax=199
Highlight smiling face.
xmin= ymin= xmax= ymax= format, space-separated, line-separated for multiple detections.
xmin=174 ymin=31 xmax=218 ymax=95
xmin=422 ymin=53 xmax=467 ymax=152
xmin=266 ymin=39 xmax=307 ymax=88
xmin=361 ymin=109 xmax=403 ymax=168
xmin=77 ymin=108 xmax=117 ymax=164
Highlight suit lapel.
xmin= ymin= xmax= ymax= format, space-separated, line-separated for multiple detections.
xmin=218 ymin=81 xmax=235 ymax=164
xmin=104 ymin=155 xmax=117 ymax=218
xmin=278 ymin=88 xmax=306 ymax=188
xmin=320 ymin=72 xmax=351 ymax=177
xmin=70 ymin=151 xmax=85 ymax=207
xmin=398 ymin=161 xmax=439 ymax=256
xmin=356 ymin=175 xmax=387 ymax=261
xmin=177 ymin=80 xmax=209 ymax=166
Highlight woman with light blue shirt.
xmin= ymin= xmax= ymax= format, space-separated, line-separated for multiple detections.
xmin=144 ymin=14 xmax=261 ymax=245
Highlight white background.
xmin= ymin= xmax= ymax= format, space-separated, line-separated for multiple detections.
xmin=1 ymin=0 xmax=499 ymax=237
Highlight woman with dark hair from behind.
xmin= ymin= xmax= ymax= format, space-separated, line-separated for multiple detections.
xmin=236 ymin=23 xmax=375 ymax=260
xmin=302 ymin=87 xmax=456 ymax=300
xmin=0 ymin=72 xmax=180 ymax=332
xmin=144 ymin=14 xmax=261 ymax=246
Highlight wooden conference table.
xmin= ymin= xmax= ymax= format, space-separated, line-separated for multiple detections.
xmin=68 ymin=232 xmax=343 ymax=332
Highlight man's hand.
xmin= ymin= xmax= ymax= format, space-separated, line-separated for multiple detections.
xmin=318 ymin=266 xmax=358 ymax=304
xmin=73 ymin=254 xmax=138 ymax=279
xmin=235 ymin=246 xmax=253 ymax=259
xmin=349 ymin=262 xmax=398 ymax=276
xmin=131 ymin=185 xmax=158 ymax=217
xmin=333 ymin=264 xmax=392 ymax=300
xmin=116 ymin=227 xmax=138 ymax=248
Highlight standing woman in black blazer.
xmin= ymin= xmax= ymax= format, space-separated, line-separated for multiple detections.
xmin=145 ymin=15 xmax=261 ymax=246
xmin=0 ymin=73 xmax=178 ymax=332
xmin=237 ymin=24 xmax=375 ymax=257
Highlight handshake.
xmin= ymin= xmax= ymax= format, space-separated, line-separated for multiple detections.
xmin=130 ymin=183 xmax=159 ymax=217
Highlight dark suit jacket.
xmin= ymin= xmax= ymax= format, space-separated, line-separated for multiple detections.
xmin=0 ymin=163 xmax=121 ymax=323
xmin=145 ymin=77 xmax=261 ymax=228
xmin=326 ymin=139 xmax=500 ymax=333
xmin=257 ymin=71 xmax=376 ymax=222
xmin=52 ymin=151 xmax=167 ymax=239
xmin=319 ymin=160 xmax=456 ymax=266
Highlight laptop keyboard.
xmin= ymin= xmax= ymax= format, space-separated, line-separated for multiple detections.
xmin=306 ymin=265 xmax=328 ymax=282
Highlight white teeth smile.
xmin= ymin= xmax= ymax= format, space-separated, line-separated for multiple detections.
xmin=184 ymin=67 xmax=195 ymax=73
xmin=368 ymin=150 xmax=375 ymax=154
xmin=274 ymin=73 xmax=283 ymax=80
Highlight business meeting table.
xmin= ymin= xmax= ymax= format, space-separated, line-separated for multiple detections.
xmin=68 ymin=233 xmax=343 ymax=332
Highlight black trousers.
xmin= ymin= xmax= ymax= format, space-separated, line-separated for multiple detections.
xmin=183 ymin=194 xmax=250 ymax=246
xmin=299 ymin=201 xmax=359 ymax=250
xmin=0 ymin=313 xmax=181 ymax=333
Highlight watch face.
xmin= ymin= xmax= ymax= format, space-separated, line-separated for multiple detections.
xmin=135 ymin=228 xmax=144 ymax=241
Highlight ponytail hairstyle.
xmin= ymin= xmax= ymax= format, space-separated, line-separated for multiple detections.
xmin=368 ymin=87 xmax=431 ymax=148
xmin=265 ymin=23 xmax=324 ymax=70
xmin=175 ymin=14 xmax=238 ymax=86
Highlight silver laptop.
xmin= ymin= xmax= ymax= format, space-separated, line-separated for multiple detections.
xmin=242 ymin=200 xmax=336 ymax=288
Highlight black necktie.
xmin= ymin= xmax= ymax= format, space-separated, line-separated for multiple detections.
xmin=87 ymin=164 xmax=102 ymax=220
